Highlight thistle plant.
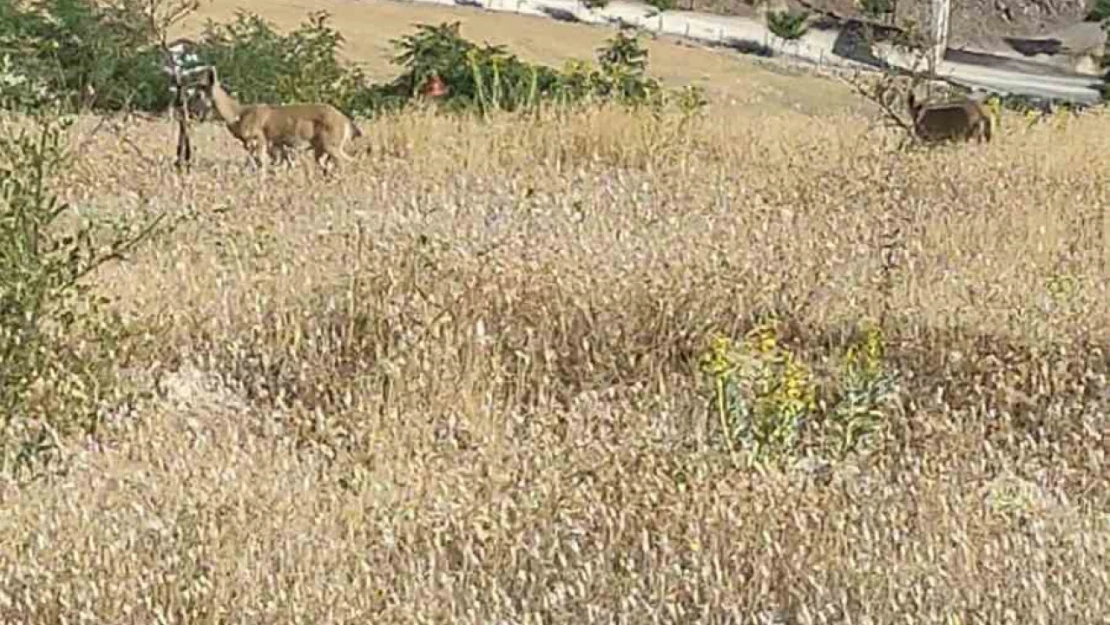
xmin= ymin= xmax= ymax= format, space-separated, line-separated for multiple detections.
xmin=700 ymin=319 xmax=816 ymax=464
xmin=827 ymin=321 xmax=898 ymax=458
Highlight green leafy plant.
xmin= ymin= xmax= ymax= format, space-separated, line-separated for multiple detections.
xmin=592 ymin=30 xmax=663 ymax=106
xmin=827 ymin=322 xmax=898 ymax=458
xmin=767 ymin=9 xmax=811 ymax=41
xmin=387 ymin=21 xmax=563 ymax=114
xmin=700 ymin=318 xmax=900 ymax=465
xmin=645 ymin=0 xmax=676 ymax=11
xmin=699 ymin=319 xmax=815 ymax=464
xmin=0 ymin=112 xmax=166 ymax=479
xmin=0 ymin=0 xmax=171 ymax=112
xmin=859 ymin=0 xmax=894 ymax=21
xmin=597 ymin=30 xmax=649 ymax=75
xmin=387 ymin=22 xmax=666 ymax=114
xmin=1087 ymin=0 xmax=1110 ymax=21
xmin=673 ymin=83 xmax=709 ymax=118
xmin=194 ymin=10 xmax=382 ymax=115
xmin=0 ymin=53 xmax=52 ymax=111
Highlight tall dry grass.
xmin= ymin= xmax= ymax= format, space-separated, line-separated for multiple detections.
xmin=0 ymin=102 xmax=1107 ymax=623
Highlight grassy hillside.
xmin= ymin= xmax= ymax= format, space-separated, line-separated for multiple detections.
xmin=0 ymin=0 xmax=1107 ymax=622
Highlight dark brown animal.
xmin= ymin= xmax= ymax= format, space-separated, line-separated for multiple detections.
xmin=906 ymin=90 xmax=995 ymax=144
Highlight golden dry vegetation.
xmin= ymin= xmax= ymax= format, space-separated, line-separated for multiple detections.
xmin=0 ymin=98 xmax=1106 ymax=622
xmin=0 ymin=1 xmax=1107 ymax=620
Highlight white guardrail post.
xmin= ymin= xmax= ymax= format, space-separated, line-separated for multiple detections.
xmin=929 ymin=0 xmax=951 ymax=76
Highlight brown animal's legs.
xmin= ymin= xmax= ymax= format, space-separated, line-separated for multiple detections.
xmin=311 ymin=137 xmax=355 ymax=177
xmin=269 ymin=144 xmax=294 ymax=169
xmin=242 ymin=135 xmax=272 ymax=177
xmin=311 ymin=143 xmax=337 ymax=178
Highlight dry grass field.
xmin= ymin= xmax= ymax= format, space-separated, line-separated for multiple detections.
xmin=0 ymin=1 xmax=1107 ymax=622
xmin=0 ymin=99 xmax=1106 ymax=622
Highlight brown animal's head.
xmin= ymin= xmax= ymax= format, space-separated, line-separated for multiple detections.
xmin=195 ymin=66 xmax=219 ymax=99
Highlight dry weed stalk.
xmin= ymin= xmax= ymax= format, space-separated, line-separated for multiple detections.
xmin=141 ymin=0 xmax=205 ymax=170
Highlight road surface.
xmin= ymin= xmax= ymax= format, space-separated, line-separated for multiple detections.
xmin=397 ymin=0 xmax=1104 ymax=104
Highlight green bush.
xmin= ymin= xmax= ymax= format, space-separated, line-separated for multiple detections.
xmin=193 ymin=10 xmax=387 ymax=115
xmin=644 ymin=0 xmax=675 ymax=12
xmin=767 ymin=9 xmax=810 ymax=41
xmin=1087 ymin=0 xmax=1110 ymax=21
xmin=0 ymin=112 xmax=164 ymax=478
xmin=0 ymin=2 xmax=389 ymax=116
xmin=0 ymin=0 xmax=689 ymax=118
xmin=699 ymin=319 xmax=898 ymax=466
xmin=0 ymin=0 xmax=169 ymax=112
xmin=384 ymin=21 xmax=564 ymax=114
xmin=382 ymin=22 xmax=668 ymax=115
xmin=859 ymin=0 xmax=894 ymax=21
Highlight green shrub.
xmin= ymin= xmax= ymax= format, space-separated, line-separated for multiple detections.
xmin=0 ymin=0 xmax=688 ymax=118
xmin=0 ymin=112 xmax=165 ymax=478
xmin=699 ymin=319 xmax=899 ymax=466
xmin=593 ymin=30 xmax=662 ymax=104
xmin=827 ymin=322 xmax=898 ymax=458
xmin=386 ymin=21 xmax=563 ymax=114
xmin=1087 ymin=0 xmax=1110 ymax=21
xmin=0 ymin=2 xmax=391 ymax=116
xmin=193 ymin=10 xmax=384 ymax=115
xmin=383 ymin=22 xmax=667 ymax=114
xmin=859 ymin=0 xmax=894 ymax=21
xmin=644 ymin=0 xmax=675 ymax=12
xmin=0 ymin=53 xmax=51 ymax=111
xmin=700 ymin=320 xmax=815 ymax=464
xmin=767 ymin=9 xmax=810 ymax=41
xmin=0 ymin=0 xmax=169 ymax=113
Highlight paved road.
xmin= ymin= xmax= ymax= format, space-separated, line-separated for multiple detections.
xmin=400 ymin=0 xmax=1104 ymax=104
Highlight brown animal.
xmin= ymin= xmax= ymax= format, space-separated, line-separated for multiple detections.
xmin=197 ymin=66 xmax=363 ymax=173
xmin=906 ymin=89 xmax=995 ymax=144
